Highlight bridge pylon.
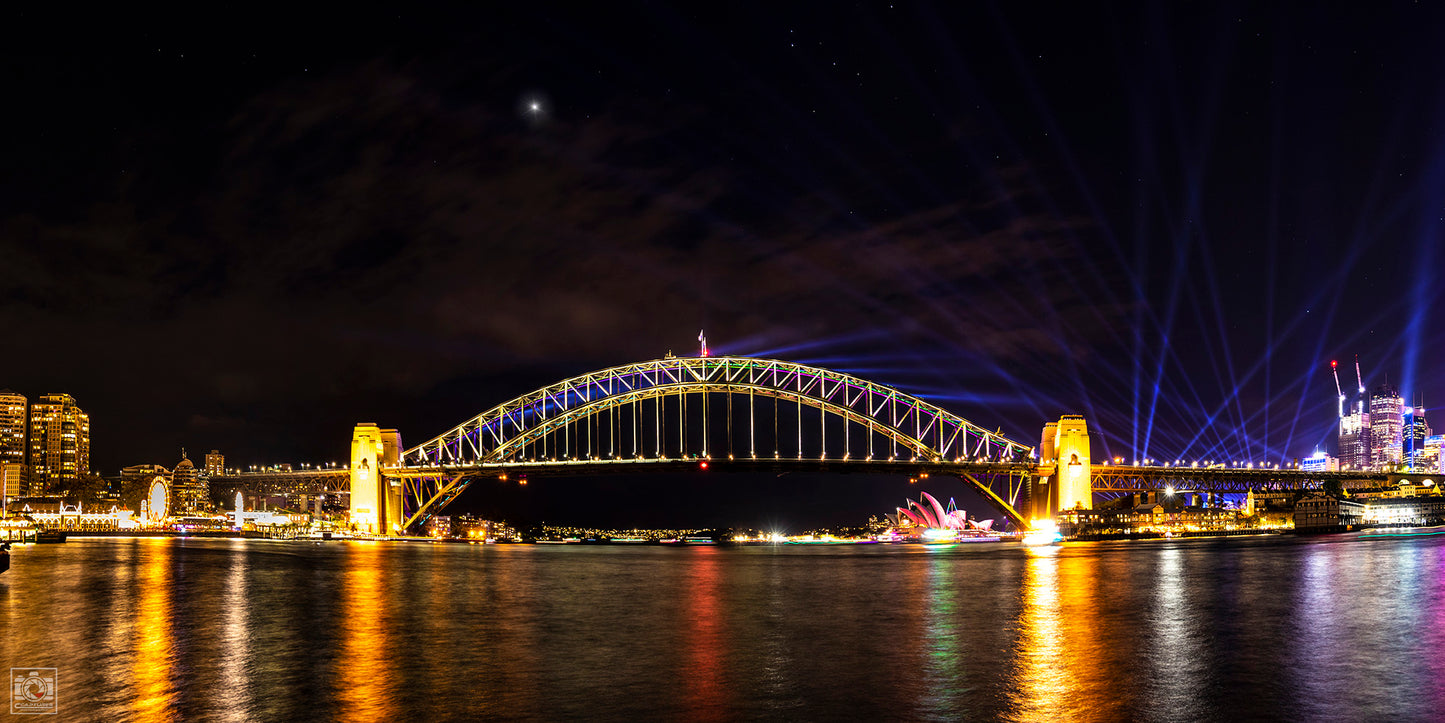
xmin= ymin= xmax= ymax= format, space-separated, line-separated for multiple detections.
xmin=1028 ymin=415 xmax=1092 ymax=524
xmin=350 ymin=423 xmax=404 ymax=536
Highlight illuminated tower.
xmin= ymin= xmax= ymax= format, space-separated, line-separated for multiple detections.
xmin=27 ymin=393 xmax=90 ymax=495
xmin=1030 ymin=416 xmax=1092 ymax=521
xmin=1053 ymin=416 xmax=1092 ymax=511
xmin=350 ymin=423 xmax=403 ymax=535
xmin=1369 ymin=384 xmax=1403 ymax=468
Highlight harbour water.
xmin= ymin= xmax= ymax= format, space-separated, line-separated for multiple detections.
xmin=3 ymin=534 xmax=1444 ymax=721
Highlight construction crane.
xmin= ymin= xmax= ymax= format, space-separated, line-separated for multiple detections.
xmin=1355 ymin=355 xmax=1365 ymax=395
xmin=1331 ymin=360 xmax=1345 ymax=419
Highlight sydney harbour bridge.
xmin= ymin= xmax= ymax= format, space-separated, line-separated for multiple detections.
xmin=216 ymin=354 xmax=1407 ymax=535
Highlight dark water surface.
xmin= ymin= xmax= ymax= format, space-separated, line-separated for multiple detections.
xmin=3 ymin=535 xmax=1444 ymax=721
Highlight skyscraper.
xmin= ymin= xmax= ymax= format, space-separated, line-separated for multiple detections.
xmin=0 ymin=390 xmax=26 ymax=461
xmin=1369 ymin=384 xmax=1403 ymax=468
xmin=0 ymin=391 xmax=26 ymax=490
xmin=27 ymin=393 xmax=90 ymax=495
xmin=1403 ymin=405 xmax=1430 ymax=469
xmin=1339 ymin=398 xmax=1370 ymax=470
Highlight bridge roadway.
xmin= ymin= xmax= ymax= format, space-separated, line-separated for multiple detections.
xmin=210 ymin=469 xmax=351 ymax=496
xmin=212 ymin=460 xmax=1403 ymax=499
xmin=384 ymin=458 xmax=1399 ymax=489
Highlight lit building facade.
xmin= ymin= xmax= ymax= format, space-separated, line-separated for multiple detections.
xmin=1339 ymin=399 xmax=1370 ymax=470
xmin=1294 ymin=494 xmax=1365 ymax=530
xmin=27 ymin=393 xmax=90 ymax=495
xmin=1301 ymin=452 xmax=1339 ymax=472
xmin=1403 ymin=406 xmax=1431 ymax=469
xmin=204 ymin=450 xmax=225 ymax=476
xmin=170 ymin=451 xmax=207 ymax=515
xmin=0 ymin=390 xmax=26 ymax=471
xmin=1 ymin=462 xmax=25 ymax=503
xmin=1368 ymin=385 xmax=1403 ymax=468
xmin=1424 ymin=435 xmax=1445 ymax=474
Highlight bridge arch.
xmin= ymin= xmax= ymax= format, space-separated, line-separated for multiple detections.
xmin=394 ymin=356 xmax=1033 ymax=530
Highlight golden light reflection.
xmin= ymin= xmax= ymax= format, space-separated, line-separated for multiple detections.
xmin=1010 ymin=547 xmax=1065 ymax=721
xmin=132 ymin=538 xmax=175 ymax=722
xmin=1008 ymin=546 xmax=1124 ymax=723
xmin=336 ymin=543 xmax=397 ymax=723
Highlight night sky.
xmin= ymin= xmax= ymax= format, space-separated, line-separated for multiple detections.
xmin=5 ymin=5 xmax=1444 ymax=528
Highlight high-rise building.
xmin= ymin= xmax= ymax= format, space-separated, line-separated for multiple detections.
xmin=171 ymin=450 xmax=207 ymax=515
xmin=1369 ymin=384 xmax=1404 ymax=468
xmin=1339 ymin=398 xmax=1370 ymax=470
xmin=0 ymin=390 xmax=26 ymax=469
xmin=1403 ymin=406 xmax=1430 ymax=469
xmin=204 ymin=450 xmax=225 ymax=476
xmin=27 ymin=393 xmax=90 ymax=495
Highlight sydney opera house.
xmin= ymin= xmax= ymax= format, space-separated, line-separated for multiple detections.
xmin=889 ymin=491 xmax=996 ymax=539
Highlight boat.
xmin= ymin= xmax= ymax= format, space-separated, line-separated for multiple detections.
xmin=34 ymin=531 xmax=67 ymax=544
xmin=1359 ymin=525 xmax=1445 ymax=539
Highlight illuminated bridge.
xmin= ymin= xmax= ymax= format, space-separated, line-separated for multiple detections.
xmin=325 ymin=354 xmax=1401 ymax=536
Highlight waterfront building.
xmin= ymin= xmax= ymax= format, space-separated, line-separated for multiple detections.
xmin=1339 ymin=399 xmax=1370 ymax=469
xmin=27 ymin=393 xmax=90 ymax=495
xmin=425 ymin=515 xmax=452 ymax=538
xmin=1294 ymin=494 xmax=1365 ymax=530
xmin=1059 ymin=493 xmax=1239 ymax=535
xmin=0 ymin=390 xmax=26 ymax=470
xmin=1369 ymin=384 xmax=1403 ymax=468
xmin=1361 ymin=495 xmax=1445 ymax=525
xmin=171 ymin=450 xmax=207 ymax=515
xmin=204 ymin=450 xmax=225 ymax=476
xmin=9 ymin=498 xmax=137 ymax=531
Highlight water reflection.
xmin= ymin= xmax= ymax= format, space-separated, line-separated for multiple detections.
xmin=681 ymin=546 xmax=727 ymax=719
xmin=1008 ymin=545 xmax=1132 ymax=722
xmin=8 ymin=536 xmax=1445 ymax=720
xmin=918 ymin=547 xmax=961 ymax=717
xmin=1144 ymin=546 xmax=1208 ymax=720
xmin=132 ymin=538 xmax=175 ymax=722
xmin=335 ymin=543 xmax=397 ymax=722
xmin=1010 ymin=547 xmax=1066 ymax=722
xmin=217 ymin=542 xmax=251 ymax=720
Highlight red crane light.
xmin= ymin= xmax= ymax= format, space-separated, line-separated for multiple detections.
xmin=1331 ymin=360 xmax=1338 ymax=368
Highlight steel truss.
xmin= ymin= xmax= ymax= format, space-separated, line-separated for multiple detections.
xmin=1089 ymin=466 xmax=1393 ymax=493
xmin=393 ymin=356 xmax=1034 ymax=530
